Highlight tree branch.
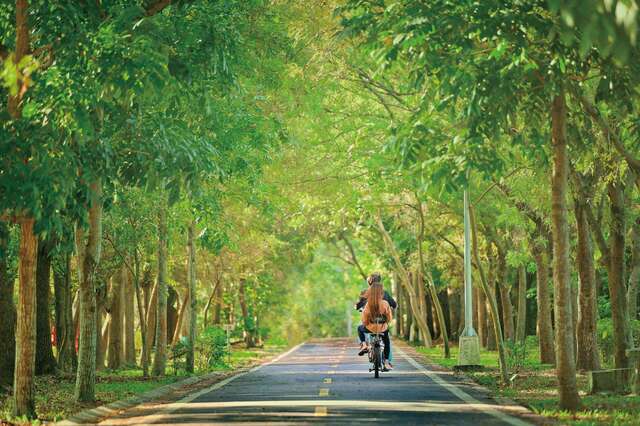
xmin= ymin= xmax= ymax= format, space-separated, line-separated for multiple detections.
xmin=572 ymin=88 xmax=640 ymax=174
xmin=339 ymin=233 xmax=367 ymax=281
xmin=145 ymin=0 xmax=173 ymax=16
xmin=493 ymin=180 xmax=551 ymax=239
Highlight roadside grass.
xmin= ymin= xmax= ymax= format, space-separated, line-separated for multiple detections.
xmin=0 ymin=342 xmax=287 ymax=424
xmin=0 ymin=371 xmax=183 ymax=424
xmin=416 ymin=343 xmax=640 ymax=425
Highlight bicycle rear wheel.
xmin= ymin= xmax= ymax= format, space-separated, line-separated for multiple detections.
xmin=374 ymin=346 xmax=382 ymax=378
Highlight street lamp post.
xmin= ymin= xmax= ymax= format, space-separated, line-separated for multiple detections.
xmin=457 ymin=187 xmax=481 ymax=367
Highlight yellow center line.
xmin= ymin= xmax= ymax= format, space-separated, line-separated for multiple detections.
xmin=327 ymin=370 xmax=336 ymax=374
xmin=314 ymin=406 xmax=327 ymax=417
xmin=331 ymin=364 xmax=338 ymax=368
xmin=323 ymin=378 xmax=332 ymax=384
xmin=319 ymin=388 xmax=329 ymax=397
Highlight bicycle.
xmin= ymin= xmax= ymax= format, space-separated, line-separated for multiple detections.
xmin=366 ymin=316 xmax=388 ymax=378
xmin=367 ymin=331 xmax=386 ymax=378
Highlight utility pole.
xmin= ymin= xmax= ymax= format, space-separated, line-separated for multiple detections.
xmin=458 ymin=186 xmax=481 ymax=367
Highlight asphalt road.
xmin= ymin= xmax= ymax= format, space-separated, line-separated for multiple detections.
xmin=100 ymin=339 xmax=533 ymax=425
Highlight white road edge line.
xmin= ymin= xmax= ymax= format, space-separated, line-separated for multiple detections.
xmin=395 ymin=347 xmax=531 ymax=426
xmin=105 ymin=342 xmax=306 ymax=425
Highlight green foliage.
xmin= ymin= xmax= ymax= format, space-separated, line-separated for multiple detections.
xmin=196 ymin=327 xmax=229 ymax=371
xmin=549 ymin=0 xmax=640 ymax=63
xmin=597 ymin=318 xmax=640 ymax=365
xmin=504 ymin=339 xmax=528 ymax=372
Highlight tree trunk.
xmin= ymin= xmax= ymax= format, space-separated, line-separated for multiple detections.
xmin=574 ymin=201 xmax=599 ymax=371
xmin=124 ymin=269 xmax=136 ymax=365
xmin=75 ymin=180 xmax=103 ymax=402
xmin=35 ymin=239 xmax=56 ymax=375
xmin=472 ymin=285 xmax=480 ymax=339
xmin=485 ymin=295 xmax=497 ymax=350
xmin=477 ymin=286 xmax=487 ymax=347
xmin=167 ymin=286 xmax=178 ymax=341
xmin=469 ymin=206 xmax=509 ymax=384
xmin=139 ymin=265 xmax=153 ymax=375
xmin=186 ymin=220 xmax=197 ymax=373
xmin=448 ymin=287 xmax=460 ymax=341
xmin=427 ymin=283 xmax=449 ymax=354
xmin=107 ymin=269 xmax=125 ymax=369
xmin=0 ymin=222 xmax=16 ymax=387
xmin=53 ymin=252 xmax=76 ymax=372
xmin=607 ymin=181 xmax=631 ymax=369
xmin=238 ymin=279 xmax=255 ymax=348
xmin=99 ymin=312 xmax=109 ymax=369
xmin=172 ymin=290 xmax=189 ymax=344
xmin=143 ymin=279 xmax=158 ymax=376
xmin=439 ymin=289 xmax=451 ymax=338
xmin=628 ymin=218 xmax=640 ymax=321
xmin=95 ymin=283 xmax=107 ymax=371
xmin=375 ymin=213 xmax=433 ymax=347
xmin=550 ymin=91 xmax=580 ymax=411
xmin=213 ymin=279 xmax=223 ymax=325
xmin=532 ymin=240 xmax=556 ymax=365
xmin=10 ymin=3 xmax=35 ymax=415
xmin=72 ymin=290 xmax=79 ymax=355
xmin=13 ymin=218 xmax=38 ymax=418
xmin=421 ymin=274 xmax=435 ymax=340
xmin=152 ymin=204 xmax=168 ymax=376
xmin=395 ymin=277 xmax=404 ymax=337
xmin=415 ymin=196 xmax=448 ymax=355
xmin=410 ymin=320 xmax=417 ymax=343
xmin=485 ymin=247 xmax=498 ymax=351
xmin=516 ymin=265 xmax=527 ymax=345
xmin=203 ymin=285 xmax=217 ymax=328
xmin=496 ymin=249 xmax=515 ymax=342
xmin=403 ymin=285 xmax=412 ymax=339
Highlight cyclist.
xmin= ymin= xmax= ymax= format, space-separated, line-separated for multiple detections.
xmin=357 ymin=280 xmax=393 ymax=370
xmin=355 ymin=272 xmax=397 ymax=311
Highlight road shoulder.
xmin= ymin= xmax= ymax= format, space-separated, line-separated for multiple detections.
xmin=395 ymin=340 xmax=553 ymax=425
xmin=55 ymin=344 xmax=300 ymax=426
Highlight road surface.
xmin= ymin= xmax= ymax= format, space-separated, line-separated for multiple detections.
xmin=100 ymin=339 xmax=533 ymax=425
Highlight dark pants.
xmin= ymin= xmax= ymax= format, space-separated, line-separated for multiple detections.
xmin=358 ymin=324 xmax=391 ymax=360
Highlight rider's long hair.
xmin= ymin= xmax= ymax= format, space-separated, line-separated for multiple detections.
xmin=365 ymin=282 xmax=385 ymax=324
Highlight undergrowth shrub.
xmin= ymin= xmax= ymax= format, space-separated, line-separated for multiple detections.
xmin=597 ymin=318 xmax=640 ymax=365
xmin=196 ymin=326 xmax=229 ymax=371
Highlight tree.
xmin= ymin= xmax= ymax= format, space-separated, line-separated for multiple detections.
xmin=0 ymin=223 xmax=16 ymax=387
xmin=550 ymin=91 xmax=580 ymax=409
xmin=35 ymin=238 xmax=56 ymax=375
xmin=74 ymin=180 xmax=103 ymax=402
xmin=152 ymin=203 xmax=168 ymax=376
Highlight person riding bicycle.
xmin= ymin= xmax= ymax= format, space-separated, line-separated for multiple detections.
xmin=357 ymin=279 xmax=393 ymax=370
xmin=355 ymin=272 xmax=397 ymax=311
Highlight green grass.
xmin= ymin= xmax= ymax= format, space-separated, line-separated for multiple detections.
xmin=0 ymin=343 xmax=287 ymax=424
xmin=0 ymin=370 xmax=183 ymax=423
xmin=416 ymin=342 xmax=640 ymax=425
